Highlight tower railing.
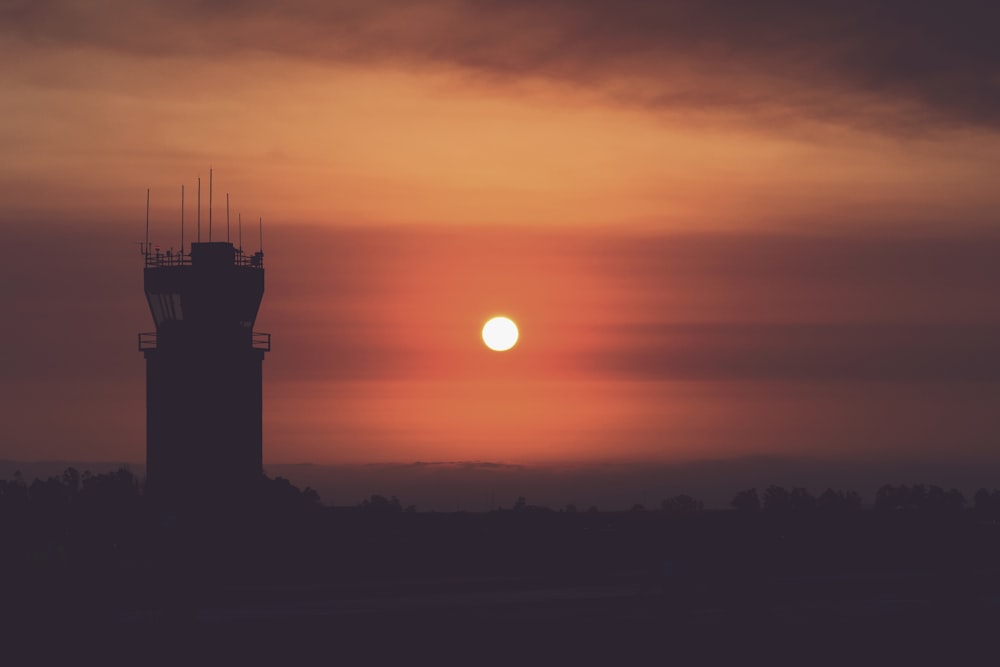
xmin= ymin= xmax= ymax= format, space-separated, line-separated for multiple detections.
xmin=252 ymin=332 xmax=271 ymax=351
xmin=142 ymin=249 xmax=191 ymax=268
xmin=141 ymin=244 xmax=264 ymax=268
xmin=138 ymin=332 xmax=158 ymax=350
xmin=138 ymin=331 xmax=271 ymax=351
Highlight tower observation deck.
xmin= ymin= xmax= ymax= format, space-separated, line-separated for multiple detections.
xmin=140 ymin=241 xmax=269 ymax=510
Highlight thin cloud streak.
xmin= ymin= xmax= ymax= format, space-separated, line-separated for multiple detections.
xmin=589 ymin=323 xmax=1000 ymax=383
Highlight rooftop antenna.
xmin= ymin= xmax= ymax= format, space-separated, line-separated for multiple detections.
xmin=145 ymin=188 xmax=150 ymax=255
xmin=226 ymin=193 xmax=231 ymax=243
xmin=238 ymin=212 xmax=243 ymax=253
xmin=259 ymin=216 xmax=263 ymax=254
xmin=197 ymin=176 xmax=201 ymax=243
xmin=208 ymin=168 xmax=213 ymax=242
xmin=180 ymin=184 xmax=185 ymax=254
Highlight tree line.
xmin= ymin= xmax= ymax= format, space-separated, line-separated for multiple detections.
xmin=4 ymin=468 xmax=1000 ymax=519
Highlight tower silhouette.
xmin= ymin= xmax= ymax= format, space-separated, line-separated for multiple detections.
xmin=139 ymin=241 xmax=269 ymax=510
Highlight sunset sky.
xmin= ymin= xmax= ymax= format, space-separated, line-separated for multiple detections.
xmin=2 ymin=2 xmax=1000 ymax=500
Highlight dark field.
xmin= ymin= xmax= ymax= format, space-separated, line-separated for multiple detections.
xmin=7 ymin=489 xmax=1000 ymax=663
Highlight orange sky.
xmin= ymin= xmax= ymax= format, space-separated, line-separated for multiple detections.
xmin=5 ymin=12 xmax=1000 ymax=230
xmin=2 ymin=1 xmax=1000 ymax=472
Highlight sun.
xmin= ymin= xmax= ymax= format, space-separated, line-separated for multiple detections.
xmin=482 ymin=316 xmax=519 ymax=352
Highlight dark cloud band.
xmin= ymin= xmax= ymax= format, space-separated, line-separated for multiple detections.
xmin=4 ymin=0 xmax=999 ymax=132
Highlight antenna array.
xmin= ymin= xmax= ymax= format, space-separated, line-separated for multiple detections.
xmin=142 ymin=170 xmax=266 ymax=263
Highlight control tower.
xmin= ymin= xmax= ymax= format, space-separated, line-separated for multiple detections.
xmin=139 ymin=241 xmax=269 ymax=510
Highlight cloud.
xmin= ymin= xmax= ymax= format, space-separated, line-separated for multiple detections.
xmin=4 ymin=1 xmax=998 ymax=132
xmin=587 ymin=322 xmax=1000 ymax=383
xmin=397 ymin=461 xmax=525 ymax=471
xmin=580 ymin=231 xmax=1000 ymax=382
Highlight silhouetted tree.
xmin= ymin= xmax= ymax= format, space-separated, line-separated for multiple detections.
xmin=360 ymin=494 xmax=402 ymax=512
xmin=302 ymin=487 xmax=321 ymax=506
xmin=974 ymin=488 xmax=1000 ymax=519
xmin=763 ymin=485 xmax=790 ymax=511
xmin=789 ymin=487 xmax=816 ymax=511
xmin=876 ymin=484 xmax=909 ymax=511
xmin=817 ymin=488 xmax=863 ymax=512
xmin=661 ymin=494 xmax=704 ymax=514
xmin=28 ymin=476 xmax=74 ymax=516
xmin=62 ymin=468 xmax=80 ymax=496
xmin=875 ymin=484 xmax=965 ymax=513
xmin=926 ymin=485 xmax=966 ymax=513
xmin=509 ymin=496 xmax=552 ymax=513
xmin=763 ymin=486 xmax=816 ymax=512
xmin=79 ymin=467 xmax=140 ymax=509
xmin=260 ymin=475 xmax=323 ymax=513
xmin=0 ymin=471 xmax=28 ymax=509
xmin=730 ymin=488 xmax=760 ymax=512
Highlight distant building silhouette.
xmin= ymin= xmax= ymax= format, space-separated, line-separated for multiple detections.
xmin=140 ymin=241 xmax=269 ymax=510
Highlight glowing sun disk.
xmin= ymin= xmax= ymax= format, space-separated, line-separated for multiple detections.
xmin=482 ymin=316 xmax=519 ymax=351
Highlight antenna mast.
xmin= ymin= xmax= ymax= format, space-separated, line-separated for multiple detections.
xmin=180 ymin=184 xmax=185 ymax=254
xmin=226 ymin=193 xmax=230 ymax=243
xmin=208 ymin=168 xmax=213 ymax=242
xmin=145 ymin=188 xmax=150 ymax=255
xmin=197 ymin=176 xmax=201 ymax=242
xmin=238 ymin=212 xmax=243 ymax=252
xmin=259 ymin=216 xmax=263 ymax=253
